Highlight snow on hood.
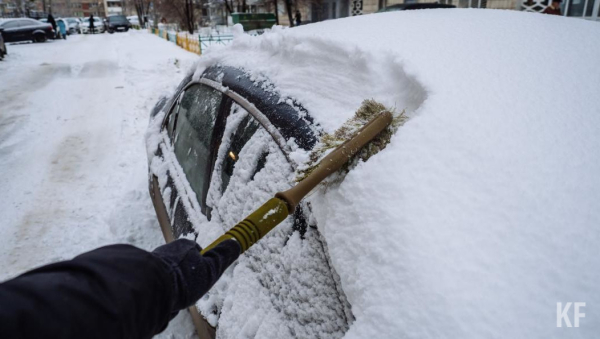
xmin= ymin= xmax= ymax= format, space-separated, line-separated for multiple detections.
xmin=195 ymin=10 xmax=600 ymax=338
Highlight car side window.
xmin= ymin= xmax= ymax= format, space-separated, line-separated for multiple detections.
xmin=2 ymin=21 xmax=20 ymax=29
xmin=220 ymin=113 xmax=261 ymax=194
xmin=172 ymin=84 xmax=222 ymax=209
xmin=206 ymin=103 xmax=290 ymax=214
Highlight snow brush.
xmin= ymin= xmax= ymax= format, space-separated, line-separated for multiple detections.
xmin=201 ymin=100 xmax=403 ymax=255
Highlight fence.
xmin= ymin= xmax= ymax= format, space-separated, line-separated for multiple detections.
xmin=149 ymin=27 xmax=234 ymax=56
xmin=176 ymin=32 xmax=201 ymax=54
xmin=200 ymin=35 xmax=234 ymax=49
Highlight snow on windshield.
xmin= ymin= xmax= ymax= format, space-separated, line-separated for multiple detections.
xmin=191 ymin=10 xmax=600 ymax=338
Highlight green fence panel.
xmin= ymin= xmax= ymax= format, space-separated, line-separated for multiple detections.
xmin=199 ymin=35 xmax=234 ymax=49
xmin=231 ymin=13 xmax=276 ymax=31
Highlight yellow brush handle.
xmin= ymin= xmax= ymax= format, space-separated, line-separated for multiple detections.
xmin=201 ymin=198 xmax=289 ymax=255
xmin=201 ymin=111 xmax=392 ymax=255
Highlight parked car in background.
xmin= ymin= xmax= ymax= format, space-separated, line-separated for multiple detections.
xmin=106 ymin=15 xmax=131 ymax=33
xmin=0 ymin=18 xmax=54 ymax=43
xmin=0 ymin=27 xmax=6 ymax=60
xmin=377 ymin=3 xmax=456 ymax=11
xmin=65 ymin=18 xmax=81 ymax=34
xmin=127 ymin=15 xmax=140 ymax=27
xmin=80 ymin=17 xmax=105 ymax=34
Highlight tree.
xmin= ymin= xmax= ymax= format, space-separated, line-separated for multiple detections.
xmin=156 ymin=0 xmax=198 ymax=33
xmin=283 ymin=0 xmax=293 ymax=26
xmin=133 ymin=0 xmax=152 ymax=27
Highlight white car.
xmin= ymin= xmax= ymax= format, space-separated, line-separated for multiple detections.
xmin=127 ymin=15 xmax=140 ymax=26
xmin=80 ymin=17 xmax=104 ymax=34
xmin=65 ymin=17 xmax=81 ymax=34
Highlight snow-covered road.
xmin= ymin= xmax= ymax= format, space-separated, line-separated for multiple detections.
xmin=0 ymin=31 xmax=199 ymax=337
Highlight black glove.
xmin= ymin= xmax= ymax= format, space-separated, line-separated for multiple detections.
xmin=152 ymin=239 xmax=241 ymax=312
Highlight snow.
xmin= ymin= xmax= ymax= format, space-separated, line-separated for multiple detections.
xmin=0 ymin=31 xmax=199 ymax=337
xmin=2 ymin=9 xmax=599 ymax=339
xmin=192 ymin=10 xmax=600 ymax=338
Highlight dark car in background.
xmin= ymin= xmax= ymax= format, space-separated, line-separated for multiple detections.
xmin=0 ymin=27 xmax=7 ymax=60
xmin=0 ymin=18 xmax=54 ymax=43
xmin=106 ymin=15 xmax=131 ymax=33
xmin=377 ymin=3 xmax=456 ymax=11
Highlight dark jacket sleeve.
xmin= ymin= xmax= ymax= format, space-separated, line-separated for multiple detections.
xmin=0 ymin=240 xmax=240 ymax=339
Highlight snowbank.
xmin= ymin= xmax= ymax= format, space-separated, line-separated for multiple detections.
xmin=197 ymin=9 xmax=600 ymax=338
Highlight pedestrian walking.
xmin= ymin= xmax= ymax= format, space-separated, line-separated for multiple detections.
xmin=543 ymin=0 xmax=562 ymax=15
xmin=47 ymin=14 xmax=57 ymax=33
xmin=57 ymin=19 xmax=68 ymax=39
xmin=295 ymin=10 xmax=302 ymax=26
xmin=89 ymin=14 xmax=95 ymax=34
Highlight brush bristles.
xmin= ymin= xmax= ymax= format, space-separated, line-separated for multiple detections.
xmin=296 ymin=99 xmax=406 ymax=184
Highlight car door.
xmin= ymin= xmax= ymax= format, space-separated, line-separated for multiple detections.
xmin=18 ymin=20 xmax=36 ymax=40
xmin=197 ymin=102 xmax=352 ymax=339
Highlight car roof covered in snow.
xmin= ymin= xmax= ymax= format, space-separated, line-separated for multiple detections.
xmin=194 ymin=10 xmax=600 ymax=338
xmin=201 ymin=65 xmax=318 ymax=150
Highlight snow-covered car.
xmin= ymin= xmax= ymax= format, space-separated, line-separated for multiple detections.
xmin=80 ymin=17 xmax=104 ymax=34
xmin=146 ymin=10 xmax=600 ymax=339
xmin=147 ymin=65 xmax=343 ymax=338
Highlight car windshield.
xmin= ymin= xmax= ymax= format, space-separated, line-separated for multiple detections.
xmin=109 ymin=16 xmax=128 ymax=23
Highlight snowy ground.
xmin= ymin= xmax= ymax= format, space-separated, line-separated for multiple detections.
xmin=0 ymin=31 xmax=199 ymax=338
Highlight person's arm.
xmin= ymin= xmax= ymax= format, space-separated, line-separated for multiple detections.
xmin=0 ymin=239 xmax=240 ymax=339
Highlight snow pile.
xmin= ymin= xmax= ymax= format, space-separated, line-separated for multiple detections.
xmin=195 ymin=10 xmax=600 ymax=338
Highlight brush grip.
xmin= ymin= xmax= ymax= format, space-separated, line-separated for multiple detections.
xmin=276 ymin=111 xmax=393 ymax=213
xmin=201 ymin=198 xmax=289 ymax=255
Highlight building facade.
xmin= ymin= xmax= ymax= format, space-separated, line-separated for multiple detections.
xmin=0 ymin=0 xmax=118 ymax=18
xmin=47 ymin=0 xmax=105 ymax=17
xmin=312 ymin=0 xmax=599 ymax=22
xmin=103 ymin=0 xmax=123 ymax=16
